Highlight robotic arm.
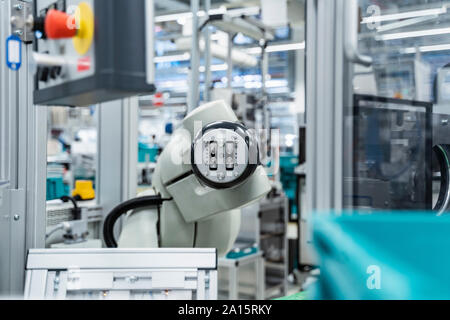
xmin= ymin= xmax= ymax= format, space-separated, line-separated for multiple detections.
xmin=103 ymin=100 xmax=271 ymax=256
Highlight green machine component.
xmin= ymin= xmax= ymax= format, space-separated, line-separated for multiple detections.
xmin=46 ymin=176 xmax=69 ymax=200
xmin=280 ymin=154 xmax=299 ymax=216
xmin=138 ymin=142 xmax=160 ymax=163
xmin=226 ymin=245 xmax=259 ymax=260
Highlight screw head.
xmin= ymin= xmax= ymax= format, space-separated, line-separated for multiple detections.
xmin=25 ymin=15 xmax=34 ymax=28
xmin=13 ymin=3 xmax=23 ymax=10
xmin=10 ymin=16 xmax=19 ymax=27
xmin=13 ymin=215 xmax=20 ymax=221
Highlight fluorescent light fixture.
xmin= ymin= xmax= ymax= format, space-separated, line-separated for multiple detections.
xmin=199 ymin=64 xmax=228 ymax=72
xmin=155 ymin=12 xmax=191 ymax=23
xmin=245 ymin=42 xmax=305 ymax=55
xmin=167 ymin=64 xmax=229 ymax=73
xmin=243 ymin=79 xmax=288 ymax=89
xmin=210 ymin=64 xmax=229 ymax=72
xmin=245 ymin=47 xmax=264 ymax=55
xmin=403 ymin=43 xmax=450 ymax=54
xmin=226 ymin=6 xmax=260 ymax=17
xmin=266 ymin=42 xmax=305 ymax=53
xmin=155 ymin=6 xmax=253 ymax=23
xmin=377 ymin=27 xmax=450 ymax=41
xmin=266 ymin=79 xmax=289 ymax=88
xmin=375 ymin=14 xmax=439 ymax=33
xmin=156 ymin=80 xmax=188 ymax=90
xmin=154 ymin=53 xmax=191 ymax=63
xmin=362 ymin=5 xmax=447 ymax=24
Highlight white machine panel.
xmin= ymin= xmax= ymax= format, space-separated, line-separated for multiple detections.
xmin=24 ymin=248 xmax=217 ymax=300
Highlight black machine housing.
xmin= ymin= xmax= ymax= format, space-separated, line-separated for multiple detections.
xmin=34 ymin=0 xmax=155 ymax=106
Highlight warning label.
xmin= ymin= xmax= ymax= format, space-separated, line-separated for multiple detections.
xmin=77 ymin=56 xmax=91 ymax=72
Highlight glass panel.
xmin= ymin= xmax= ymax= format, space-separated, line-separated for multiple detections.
xmin=46 ymin=106 xmax=99 ymax=242
xmin=346 ymin=95 xmax=432 ymax=210
xmin=47 ymin=106 xmax=98 ymax=202
xmin=345 ymin=1 xmax=450 ymax=212
xmin=137 ymin=103 xmax=185 ymax=194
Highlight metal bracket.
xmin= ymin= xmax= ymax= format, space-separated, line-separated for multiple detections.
xmin=344 ymin=0 xmax=372 ymax=67
xmin=10 ymin=0 xmax=34 ymax=44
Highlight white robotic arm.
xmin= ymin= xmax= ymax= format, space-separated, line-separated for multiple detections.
xmin=104 ymin=101 xmax=271 ymax=256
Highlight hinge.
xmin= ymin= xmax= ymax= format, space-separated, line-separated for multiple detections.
xmin=10 ymin=0 xmax=34 ymax=44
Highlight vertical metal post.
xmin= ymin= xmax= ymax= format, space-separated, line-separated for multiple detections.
xmin=0 ymin=0 xmax=47 ymax=296
xmin=121 ymin=97 xmax=138 ymax=199
xmin=304 ymin=0 xmax=348 ymax=266
xmin=197 ymin=270 xmax=205 ymax=299
xmin=208 ymin=270 xmax=218 ymax=300
xmin=229 ymin=265 xmax=238 ymax=300
xmin=203 ymin=0 xmax=212 ymax=102
xmin=145 ymin=0 xmax=155 ymax=85
xmin=255 ymin=256 xmax=265 ymax=299
xmin=261 ymin=47 xmax=269 ymax=96
xmin=261 ymin=46 xmax=270 ymax=135
xmin=261 ymin=46 xmax=272 ymax=174
xmin=306 ymin=0 xmax=344 ymax=213
xmin=97 ymin=100 xmax=125 ymax=217
xmin=97 ymin=98 xmax=138 ymax=240
xmin=227 ymin=33 xmax=233 ymax=89
xmin=0 ymin=0 xmax=13 ymax=296
xmin=188 ymin=0 xmax=200 ymax=112
xmin=306 ymin=0 xmax=317 ymax=217
xmin=293 ymin=27 xmax=306 ymax=116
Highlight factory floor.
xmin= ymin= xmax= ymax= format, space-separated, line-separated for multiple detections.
xmin=217 ymin=269 xmax=312 ymax=300
xmin=287 ymin=269 xmax=313 ymax=294
xmin=286 ymin=283 xmax=303 ymax=296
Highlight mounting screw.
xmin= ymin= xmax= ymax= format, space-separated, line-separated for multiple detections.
xmin=10 ymin=16 xmax=19 ymax=27
xmin=13 ymin=3 xmax=23 ymax=10
xmin=13 ymin=215 xmax=20 ymax=221
xmin=127 ymin=276 xmax=138 ymax=283
xmin=25 ymin=14 xmax=34 ymax=28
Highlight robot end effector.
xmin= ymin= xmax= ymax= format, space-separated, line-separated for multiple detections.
xmin=104 ymin=100 xmax=271 ymax=256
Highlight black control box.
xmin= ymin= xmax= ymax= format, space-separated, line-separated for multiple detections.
xmin=34 ymin=0 xmax=155 ymax=106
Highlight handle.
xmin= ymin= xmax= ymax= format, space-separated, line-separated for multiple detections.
xmin=344 ymin=0 xmax=373 ymax=67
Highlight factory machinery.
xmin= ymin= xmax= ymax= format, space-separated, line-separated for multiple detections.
xmin=0 ymin=0 xmax=276 ymax=299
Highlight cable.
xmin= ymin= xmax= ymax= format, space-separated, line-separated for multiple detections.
xmin=103 ymin=195 xmax=169 ymax=248
xmin=60 ymin=195 xmax=82 ymax=220
xmin=433 ymin=144 xmax=450 ymax=215
xmin=45 ymin=224 xmax=64 ymax=239
xmin=433 ymin=62 xmax=450 ymax=104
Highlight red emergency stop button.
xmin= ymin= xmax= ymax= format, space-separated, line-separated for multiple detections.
xmin=45 ymin=9 xmax=77 ymax=39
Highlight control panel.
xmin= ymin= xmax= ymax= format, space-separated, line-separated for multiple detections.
xmin=33 ymin=0 xmax=155 ymax=106
xmin=35 ymin=0 xmax=96 ymax=89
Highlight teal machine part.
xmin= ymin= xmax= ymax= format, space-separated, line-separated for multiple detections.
xmin=138 ymin=142 xmax=159 ymax=163
xmin=280 ymin=155 xmax=299 ymax=216
xmin=46 ymin=176 xmax=69 ymax=201
xmin=226 ymin=246 xmax=259 ymax=259
xmin=311 ymin=212 xmax=450 ymax=300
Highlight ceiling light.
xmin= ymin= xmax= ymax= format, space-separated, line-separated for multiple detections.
xmin=403 ymin=43 xmax=450 ymax=54
xmin=245 ymin=42 xmax=305 ymax=55
xmin=362 ymin=6 xmax=447 ymax=24
xmin=377 ymin=27 xmax=450 ymax=41
xmin=154 ymin=53 xmax=191 ymax=63
xmin=155 ymin=6 xmax=255 ymax=23
xmin=266 ymin=42 xmax=305 ymax=53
